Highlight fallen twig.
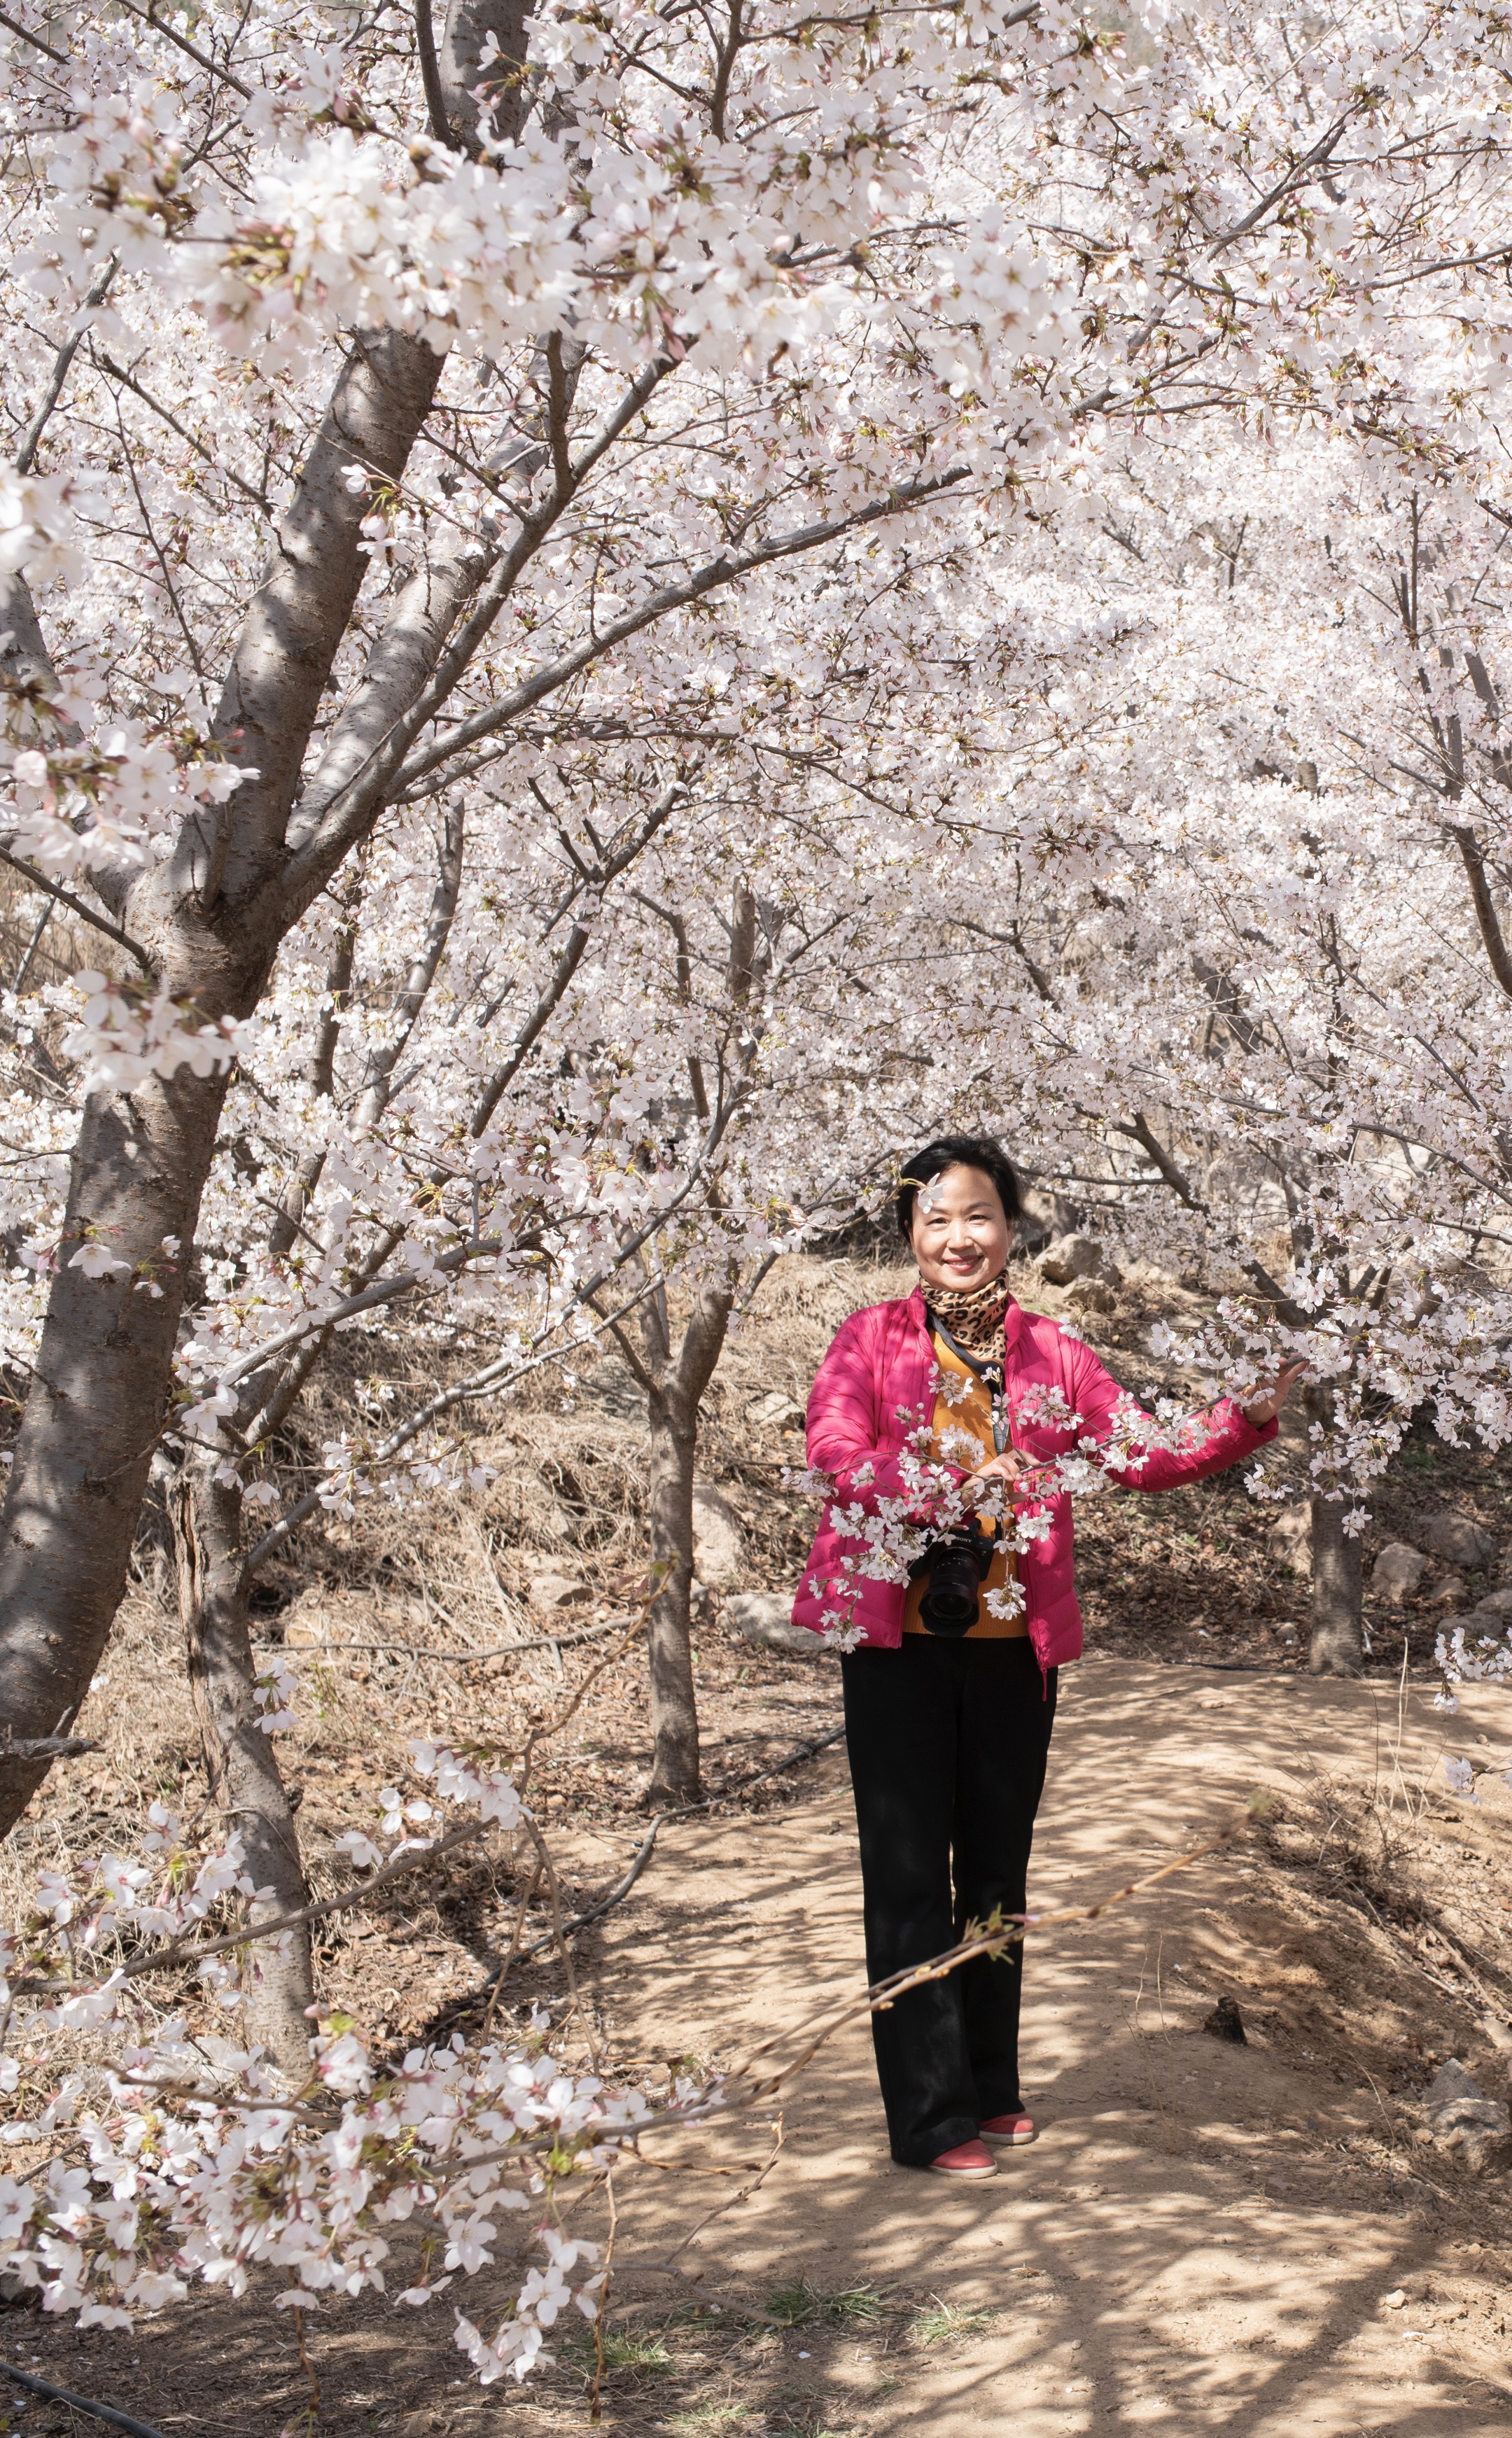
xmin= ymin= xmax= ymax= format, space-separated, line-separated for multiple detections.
xmin=0 ymin=2359 xmax=165 ymax=2438
xmin=253 ymin=1618 xmax=627 ymax=1664
xmin=0 ymin=1735 xmax=101 ymax=1763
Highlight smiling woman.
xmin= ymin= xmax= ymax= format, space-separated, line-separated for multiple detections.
xmin=792 ymin=1131 xmax=1303 ymax=2188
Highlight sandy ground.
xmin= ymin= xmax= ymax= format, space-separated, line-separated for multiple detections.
xmin=6 ymin=1655 xmax=1511 ymax=2438
xmin=550 ymin=1655 xmax=1512 ymax=2438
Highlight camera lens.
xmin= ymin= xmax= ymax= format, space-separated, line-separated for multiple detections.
xmin=918 ymin=1537 xmax=986 ymax=1636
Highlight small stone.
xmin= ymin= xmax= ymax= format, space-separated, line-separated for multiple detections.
xmin=1471 ymin=1584 xmax=1512 ymax=1618
xmin=1428 ymin=1576 xmax=1468 ymax=1609
xmin=1418 ymin=1512 xmax=1498 ymax=1570
xmin=1424 ymin=2058 xmax=1511 ymax=2172
xmin=1037 ymin=1232 xmax=1118 ymax=1287
xmin=692 ymin=1481 xmax=745 ymax=1585
xmin=1371 ymin=1541 xmax=1427 ymax=1602
xmin=724 ymin=1590 xmax=820 ymax=1657
xmin=748 ymin=1389 xmax=804 ymax=1431
xmin=1202 ymin=1995 xmax=1247 ymax=2044
xmin=528 ymin=1572 xmax=589 ymax=1611
xmin=1382 ymin=2290 xmax=1406 ymax=2309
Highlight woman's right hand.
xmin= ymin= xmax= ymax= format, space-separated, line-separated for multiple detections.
xmin=963 ymin=1448 xmax=1036 ymax=1504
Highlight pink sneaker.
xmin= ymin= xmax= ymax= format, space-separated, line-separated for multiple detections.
xmin=926 ymin=2138 xmax=997 ymax=2180
xmin=980 ymin=2112 xmax=1036 ymax=2147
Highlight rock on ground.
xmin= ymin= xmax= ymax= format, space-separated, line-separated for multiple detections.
xmin=1419 ymin=1512 xmax=1499 ymax=1570
xmin=1268 ymin=1502 xmax=1312 ymax=1569
xmin=528 ymin=1571 xmax=589 ymax=1611
xmin=692 ymin=1480 xmax=746 ymax=1585
xmin=1371 ymin=1541 xmax=1427 ymax=1602
xmin=724 ymin=1588 xmax=820 ymax=1656
xmin=1037 ymin=1232 xmax=1119 ymax=1287
xmin=1424 ymin=2058 xmax=1511 ymax=2171
xmin=1064 ymin=1275 xmax=1116 ymax=1314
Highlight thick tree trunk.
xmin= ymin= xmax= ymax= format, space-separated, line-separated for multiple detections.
xmin=1308 ymin=1496 xmax=1363 ymax=1675
xmin=0 ymin=339 xmax=447 ymax=1840
xmin=0 ymin=1069 xmax=230 ymax=1835
xmin=1306 ymin=1384 xmax=1364 ymax=1676
xmin=645 ymin=1382 xmax=701 ymax=1806
xmin=174 ymin=1458 xmax=314 ymax=2073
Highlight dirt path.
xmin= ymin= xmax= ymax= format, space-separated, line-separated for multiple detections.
xmin=11 ymin=1657 xmax=1511 ymax=2438
xmin=562 ymin=1657 xmax=1512 ymax=2438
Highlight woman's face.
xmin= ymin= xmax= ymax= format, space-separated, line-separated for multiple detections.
xmin=909 ymin=1164 xmax=1012 ymax=1292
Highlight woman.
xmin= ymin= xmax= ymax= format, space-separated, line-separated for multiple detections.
xmin=793 ymin=1134 xmax=1303 ymax=2182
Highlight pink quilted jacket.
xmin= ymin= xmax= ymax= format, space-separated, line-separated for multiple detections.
xmin=792 ymin=1287 xmax=1275 ymax=1672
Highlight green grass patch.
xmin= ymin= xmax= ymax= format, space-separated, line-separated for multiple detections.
xmin=608 ymin=2331 xmax=676 ymax=2373
xmin=908 ymin=2298 xmax=999 ymax=2348
xmin=765 ymin=2278 xmax=888 ymax=2330
xmin=565 ymin=2327 xmax=676 ymax=2376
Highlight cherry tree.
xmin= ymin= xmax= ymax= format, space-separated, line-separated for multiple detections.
xmin=900 ymin=441 xmax=1512 ymax=1675
xmin=0 ymin=0 xmax=1510 ymax=2049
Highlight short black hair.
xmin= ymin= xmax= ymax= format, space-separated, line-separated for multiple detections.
xmin=896 ymin=1134 xmax=1022 ymax=1242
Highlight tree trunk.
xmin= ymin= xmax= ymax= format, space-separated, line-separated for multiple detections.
xmin=633 ymin=1280 xmax=735 ymax=1807
xmin=0 ymin=337 xmax=447 ymax=1840
xmin=0 ymin=1069 xmax=230 ymax=1835
xmin=173 ymin=1457 xmax=314 ymax=2073
xmin=1308 ymin=1496 xmax=1363 ymax=1675
xmin=645 ymin=1381 xmax=701 ymax=1805
xmin=1306 ymin=1384 xmax=1364 ymax=1676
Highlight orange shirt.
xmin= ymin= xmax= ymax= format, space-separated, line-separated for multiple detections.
xmin=902 ymin=1333 xmax=1025 ymax=1638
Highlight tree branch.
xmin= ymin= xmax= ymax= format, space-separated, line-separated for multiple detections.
xmin=1108 ymin=1111 xmax=1205 ymax=1208
xmin=392 ymin=465 xmax=973 ymax=804
xmin=0 ymin=7 xmax=66 ymax=62
xmin=0 ymin=846 xmax=155 ymax=974
xmin=1447 ymin=822 xmax=1512 ymax=999
xmin=414 ymin=0 xmax=452 ymax=143
xmin=15 ymin=258 xmax=118 ymax=477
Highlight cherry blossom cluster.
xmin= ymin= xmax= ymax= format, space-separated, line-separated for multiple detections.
xmin=800 ymin=1362 xmax=1261 ymax=1648
xmin=0 ymin=1745 xmax=666 ymax=2376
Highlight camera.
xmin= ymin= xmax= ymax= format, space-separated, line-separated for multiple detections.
xmin=910 ymin=1525 xmax=996 ymax=1636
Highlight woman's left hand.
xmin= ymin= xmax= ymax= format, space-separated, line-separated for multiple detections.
xmin=1239 ymin=1358 xmax=1308 ymax=1429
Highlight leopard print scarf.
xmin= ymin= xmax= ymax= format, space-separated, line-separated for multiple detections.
xmin=920 ymin=1266 xmax=1012 ymax=1356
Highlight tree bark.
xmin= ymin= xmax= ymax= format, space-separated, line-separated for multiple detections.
xmin=0 ymin=336 xmax=450 ymax=1841
xmin=1306 ymin=1385 xmax=1364 ymax=1676
xmin=636 ymin=1281 xmax=734 ymax=1806
xmin=174 ymin=1457 xmax=314 ymax=2073
xmin=644 ymin=1375 xmax=701 ymax=1806
xmin=439 ymin=0 xmax=532 ymax=153
xmin=0 ymin=1068 xmax=230 ymax=1835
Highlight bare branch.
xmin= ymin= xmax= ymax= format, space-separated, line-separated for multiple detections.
xmin=0 ymin=846 xmax=155 ymax=974
xmin=1447 ymin=822 xmax=1512 ymax=999
xmin=0 ymin=6 xmax=65 ymax=62
xmin=15 ymin=257 xmax=117 ymax=476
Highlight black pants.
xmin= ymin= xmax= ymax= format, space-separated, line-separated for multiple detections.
xmin=841 ymin=1637 xmax=1058 ymax=2165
